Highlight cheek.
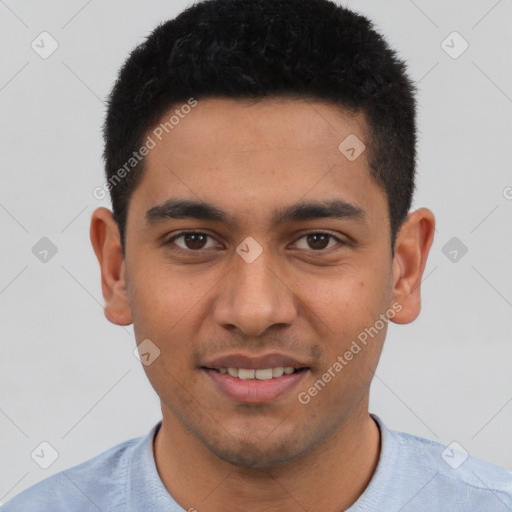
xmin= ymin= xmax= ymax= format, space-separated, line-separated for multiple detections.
xmin=299 ymin=264 xmax=392 ymax=369
xmin=298 ymin=263 xmax=391 ymax=327
xmin=130 ymin=260 xmax=211 ymax=324
xmin=128 ymin=261 xmax=222 ymax=371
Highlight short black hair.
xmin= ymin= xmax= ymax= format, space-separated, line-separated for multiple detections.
xmin=103 ymin=0 xmax=417 ymax=254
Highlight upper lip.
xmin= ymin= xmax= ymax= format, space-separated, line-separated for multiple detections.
xmin=201 ymin=352 xmax=309 ymax=370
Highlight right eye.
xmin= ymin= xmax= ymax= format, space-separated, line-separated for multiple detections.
xmin=164 ymin=231 xmax=220 ymax=252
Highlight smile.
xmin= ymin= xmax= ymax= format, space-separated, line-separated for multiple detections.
xmin=202 ymin=366 xmax=309 ymax=403
xmin=208 ymin=367 xmax=302 ymax=380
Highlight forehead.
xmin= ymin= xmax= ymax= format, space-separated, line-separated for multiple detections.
xmin=149 ymin=97 xmax=367 ymax=160
xmin=131 ymin=97 xmax=386 ymax=228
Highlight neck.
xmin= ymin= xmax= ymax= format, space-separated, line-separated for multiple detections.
xmin=153 ymin=403 xmax=380 ymax=512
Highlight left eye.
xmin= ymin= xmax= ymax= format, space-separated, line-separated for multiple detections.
xmin=293 ymin=232 xmax=342 ymax=251
xmin=166 ymin=231 xmax=342 ymax=252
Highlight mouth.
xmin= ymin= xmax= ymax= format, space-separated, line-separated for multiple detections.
xmin=200 ymin=354 xmax=310 ymax=403
xmin=204 ymin=366 xmax=307 ymax=380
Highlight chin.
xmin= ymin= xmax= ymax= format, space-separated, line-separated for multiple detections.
xmin=206 ymin=438 xmax=308 ymax=469
xmin=196 ymin=418 xmax=323 ymax=469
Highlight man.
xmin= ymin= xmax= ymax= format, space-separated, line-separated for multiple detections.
xmin=3 ymin=0 xmax=511 ymax=510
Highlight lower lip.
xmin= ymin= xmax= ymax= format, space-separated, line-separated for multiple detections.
xmin=203 ymin=368 xmax=308 ymax=404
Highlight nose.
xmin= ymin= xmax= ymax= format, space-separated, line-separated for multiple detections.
xmin=212 ymin=246 xmax=298 ymax=337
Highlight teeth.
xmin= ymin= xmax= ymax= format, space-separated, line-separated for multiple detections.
xmin=255 ymin=368 xmax=273 ymax=380
xmin=227 ymin=368 xmax=239 ymax=377
xmin=238 ymin=369 xmax=255 ymax=380
xmin=272 ymin=367 xmax=284 ymax=377
xmin=221 ymin=367 xmax=298 ymax=380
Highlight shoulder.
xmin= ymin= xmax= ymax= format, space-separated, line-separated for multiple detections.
xmin=389 ymin=425 xmax=512 ymax=510
xmin=1 ymin=435 xmax=144 ymax=512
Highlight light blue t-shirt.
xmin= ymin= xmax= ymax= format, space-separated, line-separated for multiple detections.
xmin=2 ymin=414 xmax=511 ymax=511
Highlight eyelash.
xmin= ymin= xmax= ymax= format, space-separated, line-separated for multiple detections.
xmin=164 ymin=231 xmax=346 ymax=254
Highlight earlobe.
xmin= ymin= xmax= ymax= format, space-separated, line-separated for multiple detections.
xmin=90 ymin=207 xmax=133 ymax=326
xmin=391 ymin=208 xmax=435 ymax=325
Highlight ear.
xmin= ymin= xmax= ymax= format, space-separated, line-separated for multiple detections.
xmin=90 ymin=207 xmax=132 ymax=326
xmin=390 ymin=208 xmax=435 ymax=324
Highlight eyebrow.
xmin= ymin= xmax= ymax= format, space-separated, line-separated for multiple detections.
xmin=145 ymin=198 xmax=366 ymax=229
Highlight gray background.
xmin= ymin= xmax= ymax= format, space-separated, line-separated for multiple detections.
xmin=1 ymin=0 xmax=511 ymax=503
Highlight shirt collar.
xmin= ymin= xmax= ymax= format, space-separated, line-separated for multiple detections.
xmin=127 ymin=420 xmax=184 ymax=511
xmin=345 ymin=413 xmax=397 ymax=511
xmin=129 ymin=414 xmax=394 ymax=511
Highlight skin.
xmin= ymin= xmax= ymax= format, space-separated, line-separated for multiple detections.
xmin=90 ymin=97 xmax=435 ymax=511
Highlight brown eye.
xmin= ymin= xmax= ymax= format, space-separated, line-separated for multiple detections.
xmin=183 ymin=233 xmax=208 ymax=250
xmin=166 ymin=232 xmax=217 ymax=251
xmin=307 ymin=233 xmax=330 ymax=250
xmin=294 ymin=232 xmax=343 ymax=251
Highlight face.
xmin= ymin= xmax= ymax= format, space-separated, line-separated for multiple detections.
xmin=96 ymin=98 xmax=426 ymax=468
